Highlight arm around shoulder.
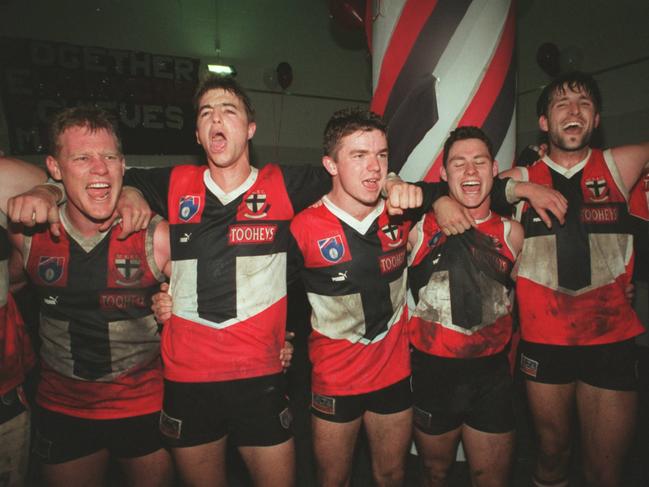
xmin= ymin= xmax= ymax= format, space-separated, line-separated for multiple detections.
xmin=610 ymin=142 xmax=649 ymax=191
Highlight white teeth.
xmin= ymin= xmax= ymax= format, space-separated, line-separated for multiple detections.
xmin=462 ymin=181 xmax=479 ymax=187
xmin=88 ymin=183 xmax=109 ymax=189
xmin=563 ymin=121 xmax=582 ymax=129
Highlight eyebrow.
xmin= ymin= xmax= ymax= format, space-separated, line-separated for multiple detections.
xmin=198 ymin=102 xmax=239 ymax=112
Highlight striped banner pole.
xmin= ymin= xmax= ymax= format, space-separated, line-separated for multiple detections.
xmin=369 ymin=0 xmax=516 ymax=180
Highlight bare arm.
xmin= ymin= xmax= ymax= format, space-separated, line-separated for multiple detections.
xmin=153 ymin=219 xmax=171 ymax=278
xmin=499 ymin=167 xmax=567 ymax=227
xmin=0 ymin=157 xmax=48 ymax=212
xmin=508 ymin=220 xmax=524 ymax=280
xmin=610 ymin=142 xmax=649 ymax=191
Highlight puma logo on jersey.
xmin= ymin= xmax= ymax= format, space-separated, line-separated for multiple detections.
xmin=44 ymin=295 xmax=59 ymax=306
xmin=180 ymin=233 xmax=192 ymax=243
xmin=331 ymin=271 xmax=348 ymax=282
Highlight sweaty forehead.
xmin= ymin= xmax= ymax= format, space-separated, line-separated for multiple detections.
xmin=448 ymin=139 xmax=491 ymax=159
xmin=551 ymin=83 xmax=592 ymax=102
xmin=199 ymin=88 xmax=241 ymax=107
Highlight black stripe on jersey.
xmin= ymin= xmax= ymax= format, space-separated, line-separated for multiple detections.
xmin=171 ymin=192 xmax=291 ymax=323
xmin=304 ymin=220 xmax=405 ymax=342
xmin=37 ymin=236 xmax=154 ymax=380
xmin=522 ymin=170 xmax=635 ymax=291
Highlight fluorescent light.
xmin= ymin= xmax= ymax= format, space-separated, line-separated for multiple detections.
xmin=207 ymin=64 xmax=236 ymax=76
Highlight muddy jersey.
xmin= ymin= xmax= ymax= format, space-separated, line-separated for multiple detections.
xmin=124 ymin=163 xmax=330 ymax=382
xmin=515 ymin=149 xmax=646 ymax=345
xmin=409 ymin=212 xmax=516 ymax=358
xmin=290 ymin=197 xmax=411 ymax=396
xmin=24 ymin=210 xmax=165 ymax=419
xmin=0 ymin=212 xmax=35 ymax=396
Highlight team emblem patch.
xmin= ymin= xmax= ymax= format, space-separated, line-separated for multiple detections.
xmin=413 ymin=406 xmax=433 ymax=430
xmin=381 ymin=223 xmax=403 ymax=247
xmin=179 ymin=195 xmax=201 ymax=221
xmin=244 ymin=191 xmax=269 ymax=219
xmin=279 ymin=407 xmax=293 ymax=429
xmin=115 ymin=255 xmax=143 ymax=286
xmin=312 ymin=393 xmax=336 ymax=415
xmin=318 ymin=235 xmax=345 ymax=263
xmin=585 ymin=178 xmax=609 ymax=202
xmin=159 ymin=410 xmax=182 ymax=439
xmin=520 ymin=353 xmax=539 ymax=378
xmin=38 ymin=256 xmax=64 ymax=284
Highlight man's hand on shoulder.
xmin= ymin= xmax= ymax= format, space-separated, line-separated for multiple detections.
xmin=432 ymin=196 xmax=474 ymax=236
xmin=514 ymin=181 xmax=567 ymax=228
xmin=100 ymin=186 xmax=153 ymax=240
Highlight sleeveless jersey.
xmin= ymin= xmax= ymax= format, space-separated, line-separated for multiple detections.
xmin=0 ymin=212 xmax=35 ymax=395
xmin=164 ymin=164 xmax=328 ymax=382
xmin=409 ymin=212 xmax=516 ymax=358
xmin=290 ymin=197 xmax=411 ymax=396
xmin=24 ymin=210 xmax=165 ymax=419
xmin=515 ymin=148 xmax=645 ymax=345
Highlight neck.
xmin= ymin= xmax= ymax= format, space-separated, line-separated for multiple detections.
xmin=468 ymin=199 xmax=491 ymax=222
xmin=63 ymin=206 xmax=106 ymax=238
xmin=326 ymin=189 xmax=379 ymax=221
xmin=207 ymin=157 xmax=252 ymax=192
xmin=548 ymin=145 xmax=590 ymax=169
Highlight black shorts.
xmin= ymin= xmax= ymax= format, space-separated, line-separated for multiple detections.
xmin=310 ymin=377 xmax=412 ymax=423
xmin=518 ymin=339 xmax=638 ymax=391
xmin=411 ymin=350 xmax=514 ymax=435
xmin=33 ymin=407 xmax=164 ymax=464
xmin=160 ymin=373 xmax=292 ymax=448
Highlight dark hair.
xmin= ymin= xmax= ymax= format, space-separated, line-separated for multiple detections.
xmin=442 ymin=126 xmax=494 ymax=166
xmin=536 ymin=71 xmax=602 ymax=117
xmin=49 ymin=105 xmax=121 ymax=158
xmin=193 ymin=74 xmax=255 ymax=122
xmin=323 ymin=108 xmax=387 ymax=158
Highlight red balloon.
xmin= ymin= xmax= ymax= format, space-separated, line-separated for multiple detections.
xmin=277 ymin=62 xmax=293 ymax=90
xmin=329 ymin=0 xmax=366 ymax=31
xmin=536 ymin=42 xmax=561 ymax=77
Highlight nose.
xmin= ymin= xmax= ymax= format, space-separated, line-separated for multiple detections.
xmin=465 ymin=162 xmax=478 ymax=174
xmin=367 ymin=154 xmax=381 ymax=172
xmin=568 ymin=100 xmax=580 ymax=115
xmin=211 ymin=109 xmax=223 ymax=124
xmin=90 ymin=155 xmax=109 ymax=175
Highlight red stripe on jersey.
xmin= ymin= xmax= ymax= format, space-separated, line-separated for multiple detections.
xmin=163 ymin=299 xmax=286 ymax=382
xmin=310 ymin=306 xmax=410 ymax=396
xmin=0 ymin=294 xmax=35 ymax=395
xmin=37 ymin=359 xmax=162 ymax=419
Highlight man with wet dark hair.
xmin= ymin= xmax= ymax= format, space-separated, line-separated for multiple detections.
xmin=502 ymin=71 xmax=649 ymax=487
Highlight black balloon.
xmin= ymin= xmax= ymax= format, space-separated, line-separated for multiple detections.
xmin=536 ymin=42 xmax=560 ymax=77
xmin=328 ymin=0 xmax=366 ymax=31
xmin=277 ymin=62 xmax=293 ymax=90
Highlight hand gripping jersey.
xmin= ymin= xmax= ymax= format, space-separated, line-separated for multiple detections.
xmin=0 ymin=212 xmax=35 ymax=396
xmin=290 ymin=197 xmax=411 ymax=396
xmin=158 ymin=164 xmax=330 ymax=382
xmin=409 ymin=212 xmax=516 ymax=358
xmin=23 ymin=210 xmax=165 ymax=419
xmin=515 ymin=149 xmax=646 ymax=345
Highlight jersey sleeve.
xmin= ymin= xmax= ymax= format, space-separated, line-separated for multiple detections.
xmin=409 ymin=181 xmax=448 ymax=221
xmin=123 ymin=167 xmax=174 ymax=220
xmin=280 ymin=165 xmax=332 ymax=213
